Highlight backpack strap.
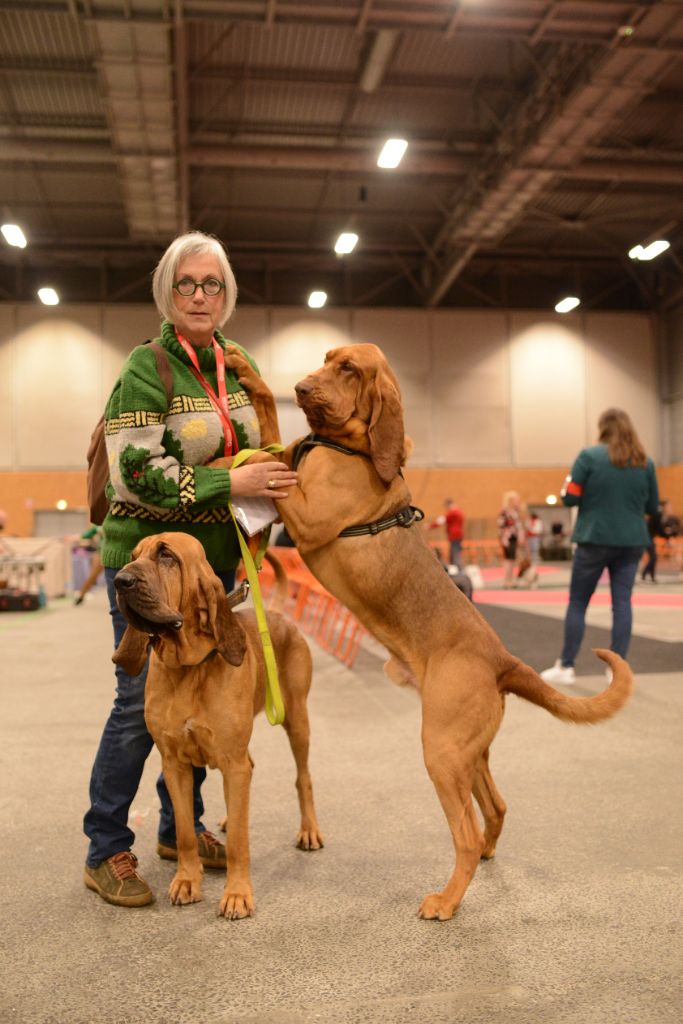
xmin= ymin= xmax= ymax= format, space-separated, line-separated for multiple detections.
xmin=147 ymin=340 xmax=173 ymax=405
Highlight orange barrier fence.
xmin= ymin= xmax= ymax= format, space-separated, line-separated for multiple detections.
xmin=430 ymin=536 xmax=683 ymax=568
xmin=430 ymin=539 xmax=502 ymax=565
xmin=237 ymin=547 xmax=368 ymax=670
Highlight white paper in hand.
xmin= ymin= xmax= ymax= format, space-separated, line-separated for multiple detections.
xmin=231 ymin=497 xmax=279 ymax=537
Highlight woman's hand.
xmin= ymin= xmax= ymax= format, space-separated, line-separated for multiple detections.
xmin=229 ymin=461 xmax=298 ymax=500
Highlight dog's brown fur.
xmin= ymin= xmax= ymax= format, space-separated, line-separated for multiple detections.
xmin=113 ymin=535 xmax=323 ymax=919
xmin=230 ymin=341 xmax=634 ymax=921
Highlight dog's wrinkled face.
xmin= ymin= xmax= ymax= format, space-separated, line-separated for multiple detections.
xmin=294 ymin=343 xmax=406 ymax=484
xmin=114 ymin=537 xmax=185 ymax=636
xmin=113 ymin=532 xmax=246 ymax=673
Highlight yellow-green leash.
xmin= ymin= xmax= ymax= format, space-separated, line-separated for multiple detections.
xmin=228 ymin=445 xmax=286 ymax=726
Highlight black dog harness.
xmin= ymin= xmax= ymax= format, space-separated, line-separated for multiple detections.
xmin=291 ymin=432 xmax=424 ymax=539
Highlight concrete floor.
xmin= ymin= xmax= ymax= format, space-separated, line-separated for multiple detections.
xmin=1 ymin=582 xmax=681 ymax=1024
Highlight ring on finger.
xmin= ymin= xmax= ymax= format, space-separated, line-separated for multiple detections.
xmin=267 ymin=479 xmax=276 ymax=489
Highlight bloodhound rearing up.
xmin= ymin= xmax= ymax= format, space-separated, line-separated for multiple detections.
xmin=231 ymin=342 xmax=634 ymax=922
xmin=113 ymin=533 xmax=323 ymax=919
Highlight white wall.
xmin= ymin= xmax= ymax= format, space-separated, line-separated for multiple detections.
xmin=0 ymin=302 xmax=661 ymax=470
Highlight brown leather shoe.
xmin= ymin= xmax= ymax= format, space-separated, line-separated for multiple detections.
xmin=84 ymin=851 xmax=154 ymax=907
xmin=157 ymin=830 xmax=226 ymax=869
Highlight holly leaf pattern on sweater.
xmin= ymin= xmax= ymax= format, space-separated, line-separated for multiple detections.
xmin=120 ymin=443 xmax=180 ymax=505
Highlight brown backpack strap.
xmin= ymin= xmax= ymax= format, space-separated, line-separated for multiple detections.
xmin=148 ymin=341 xmax=173 ymax=405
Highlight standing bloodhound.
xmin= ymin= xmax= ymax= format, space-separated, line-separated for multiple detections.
xmin=113 ymin=534 xmax=323 ymax=919
xmin=227 ymin=342 xmax=633 ymax=923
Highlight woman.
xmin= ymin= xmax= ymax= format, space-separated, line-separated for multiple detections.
xmin=540 ymin=408 xmax=658 ymax=686
xmin=497 ymin=490 xmax=523 ymax=589
xmin=83 ymin=231 xmax=296 ymax=907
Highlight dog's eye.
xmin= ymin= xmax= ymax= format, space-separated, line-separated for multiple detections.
xmin=339 ymin=362 xmax=357 ymax=375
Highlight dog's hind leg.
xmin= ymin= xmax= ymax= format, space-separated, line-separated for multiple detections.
xmin=418 ymin=680 xmax=495 ymax=921
xmin=278 ymin=637 xmax=324 ymax=851
xmin=472 ymin=749 xmax=507 ymax=860
xmin=418 ymin=756 xmax=484 ymax=921
xmin=282 ymin=704 xmax=324 ymax=850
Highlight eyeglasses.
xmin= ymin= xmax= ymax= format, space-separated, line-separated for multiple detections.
xmin=173 ymin=277 xmax=225 ymax=297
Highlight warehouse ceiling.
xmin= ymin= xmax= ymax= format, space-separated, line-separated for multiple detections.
xmin=1 ymin=0 xmax=683 ymax=312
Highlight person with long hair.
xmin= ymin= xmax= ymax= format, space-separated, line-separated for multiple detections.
xmin=540 ymin=408 xmax=658 ymax=685
xmin=497 ymin=490 xmax=524 ymax=589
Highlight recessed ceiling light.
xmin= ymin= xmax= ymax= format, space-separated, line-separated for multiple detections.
xmin=628 ymin=240 xmax=670 ymax=261
xmin=38 ymin=287 xmax=60 ymax=306
xmin=1 ymin=223 xmax=27 ymax=248
xmin=546 ymin=495 xmax=558 ymax=506
xmin=334 ymin=232 xmax=359 ymax=255
xmin=377 ymin=138 xmax=408 ymax=169
xmin=554 ymin=296 xmax=580 ymax=314
xmin=56 ymin=499 xmax=68 ymax=511
xmin=308 ymin=290 xmax=327 ymax=309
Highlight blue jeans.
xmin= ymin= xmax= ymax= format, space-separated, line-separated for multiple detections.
xmin=449 ymin=539 xmax=463 ymax=569
xmin=560 ymin=544 xmax=643 ymax=667
xmin=84 ymin=564 xmax=235 ymax=866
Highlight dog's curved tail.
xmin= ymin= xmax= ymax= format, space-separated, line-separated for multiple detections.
xmin=263 ymin=549 xmax=289 ymax=614
xmin=499 ymin=648 xmax=633 ymax=724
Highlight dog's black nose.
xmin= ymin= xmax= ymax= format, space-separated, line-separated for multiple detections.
xmin=295 ymin=379 xmax=311 ymax=398
xmin=114 ymin=570 xmax=137 ymax=591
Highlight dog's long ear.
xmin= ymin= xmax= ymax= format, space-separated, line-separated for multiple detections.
xmin=112 ymin=625 xmax=149 ymax=675
xmin=368 ymin=369 xmax=405 ymax=484
xmin=197 ymin=567 xmax=247 ymax=667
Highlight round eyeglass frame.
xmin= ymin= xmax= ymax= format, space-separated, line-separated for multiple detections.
xmin=173 ymin=277 xmax=225 ymax=297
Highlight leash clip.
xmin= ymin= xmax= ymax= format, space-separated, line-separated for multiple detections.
xmin=396 ymin=508 xmax=412 ymax=528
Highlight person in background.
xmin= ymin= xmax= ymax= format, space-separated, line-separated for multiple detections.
xmin=497 ymin=490 xmax=523 ymax=589
xmin=641 ymin=502 xmax=662 ymax=583
xmin=540 ymin=408 xmax=658 ymax=685
xmin=659 ymin=499 xmax=681 ymax=542
xmin=74 ymin=524 xmax=103 ymax=605
xmin=525 ymin=511 xmax=543 ymax=566
xmin=83 ymin=231 xmax=296 ymax=908
xmin=427 ymin=497 xmax=465 ymax=569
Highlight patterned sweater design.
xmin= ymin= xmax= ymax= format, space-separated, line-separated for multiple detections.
xmin=101 ymin=321 xmax=262 ymax=572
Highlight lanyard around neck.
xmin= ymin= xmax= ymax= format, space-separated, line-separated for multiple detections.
xmin=175 ymin=331 xmax=239 ymax=456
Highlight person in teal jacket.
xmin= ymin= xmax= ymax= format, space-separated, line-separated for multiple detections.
xmin=541 ymin=408 xmax=659 ymax=685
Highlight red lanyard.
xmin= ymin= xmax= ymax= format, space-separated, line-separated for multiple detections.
xmin=175 ymin=331 xmax=239 ymax=456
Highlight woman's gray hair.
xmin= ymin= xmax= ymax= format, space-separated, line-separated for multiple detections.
xmin=152 ymin=231 xmax=238 ymax=327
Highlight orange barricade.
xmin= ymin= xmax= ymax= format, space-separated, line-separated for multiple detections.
xmin=429 ymin=539 xmax=501 ymax=566
xmin=236 ymin=547 xmax=367 ymax=669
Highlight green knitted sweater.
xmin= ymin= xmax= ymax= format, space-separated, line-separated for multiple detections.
xmin=101 ymin=321 xmax=262 ymax=572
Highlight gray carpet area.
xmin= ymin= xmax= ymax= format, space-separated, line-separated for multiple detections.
xmin=477 ymin=604 xmax=683 ymax=675
xmin=1 ymin=589 xmax=681 ymax=1024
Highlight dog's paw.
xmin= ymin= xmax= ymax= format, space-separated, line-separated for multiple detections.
xmin=224 ymin=348 xmax=268 ymax=394
xmin=218 ymin=887 xmax=254 ymax=920
xmin=296 ymin=828 xmax=324 ymax=851
xmin=168 ymin=874 xmax=203 ymax=906
xmin=417 ymin=892 xmax=457 ymax=921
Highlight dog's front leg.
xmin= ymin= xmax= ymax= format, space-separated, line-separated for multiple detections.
xmin=224 ymin=347 xmax=281 ymax=447
xmin=162 ymin=759 xmax=204 ymax=906
xmin=218 ymin=754 xmax=254 ymax=919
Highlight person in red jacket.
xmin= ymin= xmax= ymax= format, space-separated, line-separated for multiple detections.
xmin=428 ymin=498 xmax=465 ymax=569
